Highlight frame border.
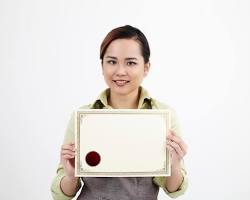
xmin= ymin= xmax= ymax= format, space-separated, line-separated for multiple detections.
xmin=75 ymin=109 xmax=171 ymax=177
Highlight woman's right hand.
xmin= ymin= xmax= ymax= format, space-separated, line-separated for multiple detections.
xmin=60 ymin=142 xmax=76 ymax=179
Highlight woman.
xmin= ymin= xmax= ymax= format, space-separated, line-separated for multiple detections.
xmin=51 ymin=25 xmax=188 ymax=200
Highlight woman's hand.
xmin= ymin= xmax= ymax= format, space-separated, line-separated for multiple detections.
xmin=60 ymin=142 xmax=80 ymax=196
xmin=60 ymin=142 xmax=76 ymax=179
xmin=166 ymin=130 xmax=187 ymax=170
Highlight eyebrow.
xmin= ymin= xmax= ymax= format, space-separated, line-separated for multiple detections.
xmin=105 ymin=56 xmax=138 ymax=60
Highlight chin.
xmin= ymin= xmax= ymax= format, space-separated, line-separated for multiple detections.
xmin=111 ymin=88 xmax=129 ymax=95
xmin=111 ymin=86 xmax=138 ymax=96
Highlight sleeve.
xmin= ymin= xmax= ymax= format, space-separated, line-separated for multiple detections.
xmin=50 ymin=112 xmax=82 ymax=200
xmin=153 ymin=164 xmax=188 ymax=198
xmin=153 ymin=107 xmax=188 ymax=198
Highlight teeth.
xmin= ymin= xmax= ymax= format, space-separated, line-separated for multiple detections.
xmin=114 ymin=80 xmax=128 ymax=86
xmin=116 ymin=80 xmax=126 ymax=84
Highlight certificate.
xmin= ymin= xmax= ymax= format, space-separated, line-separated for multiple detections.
xmin=75 ymin=109 xmax=171 ymax=177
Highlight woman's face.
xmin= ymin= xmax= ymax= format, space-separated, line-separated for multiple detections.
xmin=102 ymin=39 xmax=150 ymax=96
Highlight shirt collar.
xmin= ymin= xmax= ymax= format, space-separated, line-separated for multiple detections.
xmin=90 ymin=86 xmax=152 ymax=109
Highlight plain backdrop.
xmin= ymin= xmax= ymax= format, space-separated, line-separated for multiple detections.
xmin=0 ymin=0 xmax=250 ymax=199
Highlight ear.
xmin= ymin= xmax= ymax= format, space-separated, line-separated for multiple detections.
xmin=144 ymin=62 xmax=150 ymax=77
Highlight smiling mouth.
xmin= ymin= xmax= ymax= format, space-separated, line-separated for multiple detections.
xmin=113 ymin=80 xmax=130 ymax=86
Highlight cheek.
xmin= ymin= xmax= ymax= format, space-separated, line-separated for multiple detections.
xmin=102 ymin=70 xmax=113 ymax=82
xmin=130 ymin=69 xmax=146 ymax=80
xmin=102 ymin=67 xmax=110 ymax=76
xmin=102 ymin=65 xmax=114 ymax=74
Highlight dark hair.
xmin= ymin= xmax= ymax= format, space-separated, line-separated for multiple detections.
xmin=100 ymin=25 xmax=150 ymax=63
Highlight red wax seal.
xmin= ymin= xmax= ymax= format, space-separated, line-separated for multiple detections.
xmin=85 ymin=151 xmax=101 ymax=166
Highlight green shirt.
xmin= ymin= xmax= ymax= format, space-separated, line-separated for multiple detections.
xmin=51 ymin=87 xmax=188 ymax=199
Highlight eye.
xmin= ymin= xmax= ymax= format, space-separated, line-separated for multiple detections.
xmin=127 ymin=61 xmax=137 ymax=66
xmin=107 ymin=60 xmax=116 ymax=65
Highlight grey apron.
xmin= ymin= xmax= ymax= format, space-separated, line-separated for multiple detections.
xmin=77 ymin=177 xmax=159 ymax=200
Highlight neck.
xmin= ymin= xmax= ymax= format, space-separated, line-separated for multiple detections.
xmin=108 ymin=88 xmax=140 ymax=109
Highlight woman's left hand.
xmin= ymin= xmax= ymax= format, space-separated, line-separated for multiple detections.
xmin=166 ymin=130 xmax=188 ymax=170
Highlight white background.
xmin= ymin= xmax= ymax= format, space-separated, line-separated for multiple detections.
xmin=0 ymin=0 xmax=250 ymax=199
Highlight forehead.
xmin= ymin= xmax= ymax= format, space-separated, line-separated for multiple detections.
xmin=104 ymin=39 xmax=142 ymax=58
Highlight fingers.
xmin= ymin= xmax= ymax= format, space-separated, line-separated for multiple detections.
xmin=166 ymin=144 xmax=178 ymax=157
xmin=61 ymin=150 xmax=75 ymax=159
xmin=166 ymin=130 xmax=188 ymax=159
xmin=61 ymin=143 xmax=76 ymax=160
xmin=60 ymin=143 xmax=76 ymax=177
xmin=167 ymin=130 xmax=187 ymax=153
xmin=167 ymin=140 xmax=185 ymax=158
xmin=61 ymin=143 xmax=75 ymax=151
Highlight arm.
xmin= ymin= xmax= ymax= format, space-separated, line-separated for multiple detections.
xmin=153 ymin=164 xmax=188 ymax=198
xmin=165 ymin=130 xmax=187 ymax=192
xmin=153 ymin=105 xmax=188 ymax=198
xmin=59 ymin=143 xmax=80 ymax=196
xmin=51 ymin=143 xmax=82 ymax=200
xmin=152 ymin=130 xmax=188 ymax=198
xmin=51 ymin=112 xmax=82 ymax=199
xmin=165 ymin=164 xmax=184 ymax=192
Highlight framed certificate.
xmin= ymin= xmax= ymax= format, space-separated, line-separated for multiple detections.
xmin=75 ymin=109 xmax=171 ymax=177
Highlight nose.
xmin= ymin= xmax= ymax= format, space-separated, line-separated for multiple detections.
xmin=115 ymin=64 xmax=127 ymax=76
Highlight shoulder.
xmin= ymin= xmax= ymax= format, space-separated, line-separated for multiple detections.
xmin=151 ymin=98 xmax=182 ymax=135
xmin=63 ymin=104 xmax=92 ymax=144
xmin=78 ymin=104 xmax=92 ymax=109
xmin=151 ymin=98 xmax=174 ymax=111
xmin=68 ymin=104 xmax=92 ymax=121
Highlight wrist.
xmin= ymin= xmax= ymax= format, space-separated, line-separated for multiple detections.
xmin=60 ymin=176 xmax=79 ymax=197
xmin=64 ymin=175 xmax=78 ymax=183
xmin=171 ymin=163 xmax=181 ymax=174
